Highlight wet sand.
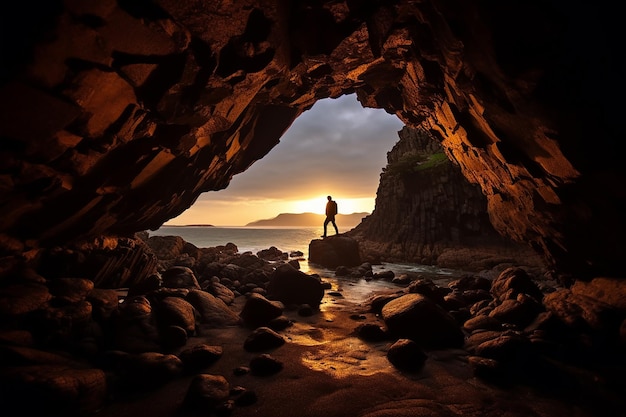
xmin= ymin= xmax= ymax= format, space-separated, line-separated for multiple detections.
xmin=95 ymin=280 xmax=617 ymax=417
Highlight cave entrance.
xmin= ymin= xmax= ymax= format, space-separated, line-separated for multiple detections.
xmin=163 ymin=94 xmax=404 ymax=229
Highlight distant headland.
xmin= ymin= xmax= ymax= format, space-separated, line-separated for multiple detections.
xmin=162 ymin=224 xmax=215 ymax=227
xmin=245 ymin=212 xmax=369 ymax=227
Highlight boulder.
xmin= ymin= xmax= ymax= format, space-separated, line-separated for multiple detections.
xmin=490 ymin=267 xmax=543 ymax=303
xmin=146 ymin=235 xmax=186 ymax=260
xmin=472 ymin=331 xmax=531 ymax=363
xmin=88 ymin=288 xmax=120 ymax=322
xmin=386 ymin=338 xmax=427 ymax=371
xmin=37 ymin=238 xmax=158 ymax=289
xmin=406 ymin=278 xmax=450 ymax=305
xmin=160 ymin=325 xmax=188 ymax=349
xmin=308 ymin=235 xmax=361 ymax=268
xmin=265 ymin=263 xmax=324 ymax=308
xmin=488 ymin=293 xmax=543 ymax=328
xmin=463 ymin=315 xmax=502 ymax=333
xmin=204 ymin=280 xmax=236 ymax=305
xmin=570 ymin=277 xmax=626 ymax=311
xmin=249 ymin=353 xmax=283 ymax=376
xmin=243 ymin=326 xmax=285 ymax=352
xmin=256 ymin=246 xmax=288 ymax=261
xmin=0 ymin=365 xmax=107 ymax=416
xmin=543 ymin=289 xmax=623 ymax=336
xmin=156 ymin=297 xmax=197 ymax=335
xmin=448 ymin=275 xmax=492 ymax=292
xmin=186 ymin=289 xmax=242 ymax=327
xmin=381 ymin=293 xmax=464 ymax=349
xmin=355 ymin=323 xmax=388 ymax=342
xmin=112 ymin=296 xmax=161 ymax=353
xmin=184 ymin=374 xmax=230 ymax=410
xmin=239 ymin=293 xmax=284 ymax=328
xmin=178 ymin=344 xmax=223 ymax=371
xmin=115 ymin=352 xmax=184 ymax=389
xmin=37 ymin=300 xmax=94 ymax=343
xmin=0 ymin=283 xmax=51 ymax=316
xmin=161 ymin=266 xmax=201 ymax=289
xmin=47 ymin=277 xmax=94 ymax=303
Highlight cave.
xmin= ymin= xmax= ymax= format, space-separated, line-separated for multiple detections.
xmin=0 ymin=1 xmax=625 ymax=416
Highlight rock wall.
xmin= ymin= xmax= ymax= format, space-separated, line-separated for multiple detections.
xmin=348 ymin=126 xmax=544 ymax=271
xmin=0 ymin=0 xmax=623 ymax=278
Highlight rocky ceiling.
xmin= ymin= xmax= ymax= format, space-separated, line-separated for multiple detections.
xmin=0 ymin=0 xmax=623 ymax=278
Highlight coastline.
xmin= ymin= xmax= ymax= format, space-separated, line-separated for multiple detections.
xmin=147 ymin=226 xmax=474 ymax=280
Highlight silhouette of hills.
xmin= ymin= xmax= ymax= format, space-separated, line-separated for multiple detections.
xmin=164 ymin=224 xmax=215 ymax=227
xmin=245 ymin=212 xmax=369 ymax=227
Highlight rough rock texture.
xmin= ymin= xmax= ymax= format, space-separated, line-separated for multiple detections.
xmin=34 ymin=235 xmax=159 ymax=289
xmin=309 ymin=235 xmax=362 ymax=268
xmin=0 ymin=1 xmax=623 ymax=279
xmin=347 ymin=126 xmax=544 ymax=270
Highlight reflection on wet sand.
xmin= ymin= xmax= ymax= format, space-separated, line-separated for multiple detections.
xmin=300 ymin=337 xmax=392 ymax=377
xmin=270 ymin=261 xmax=467 ymax=378
xmin=281 ymin=271 xmax=402 ymax=377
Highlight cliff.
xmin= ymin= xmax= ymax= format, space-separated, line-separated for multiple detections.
xmin=0 ymin=1 xmax=623 ymax=278
xmin=348 ymin=127 xmax=544 ymax=271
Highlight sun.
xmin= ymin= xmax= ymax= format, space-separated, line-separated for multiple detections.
xmin=288 ymin=195 xmax=375 ymax=215
xmin=290 ymin=195 xmax=328 ymax=214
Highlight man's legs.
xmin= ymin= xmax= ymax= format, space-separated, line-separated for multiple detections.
xmin=332 ymin=220 xmax=338 ymax=235
xmin=322 ymin=218 xmax=329 ymax=237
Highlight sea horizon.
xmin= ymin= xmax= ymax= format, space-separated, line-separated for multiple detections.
xmin=163 ymin=211 xmax=370 ymax=229
xmin=161 ymin=224 xmax=323 ymax=229
xmin=150 ymin=225 xmax=324 ymax=255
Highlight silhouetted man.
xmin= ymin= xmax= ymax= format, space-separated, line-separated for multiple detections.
xmin=322 ymin=195 xmax=339 ymax=237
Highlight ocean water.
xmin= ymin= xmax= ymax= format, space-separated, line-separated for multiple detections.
xmin=150 ymin=226 xmax=321 ymax=257
xmin=148 ymin=226 xmax=467 ymax=287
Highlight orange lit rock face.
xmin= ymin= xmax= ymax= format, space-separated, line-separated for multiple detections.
xmin=0 ymin=1 xmax=622 ymax=277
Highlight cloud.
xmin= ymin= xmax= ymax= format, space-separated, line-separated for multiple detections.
xmin=219 ymin=94 xmax=402 ymax=195
xmin=179 ymin=93 xmax=404 ymax=224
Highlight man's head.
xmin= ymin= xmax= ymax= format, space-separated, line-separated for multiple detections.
xmin=327 ymin=195 xmax=332 ymax=201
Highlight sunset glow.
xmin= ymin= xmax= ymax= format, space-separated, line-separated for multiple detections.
xmin=164 ymin=195 xmax=375 ymax=226
xmin=163 ymin=94 xmax=403 ymax=227
xmin=288 ymin=195 xmax=329 ymax=215
xmin=287 ymin=195 xmax=373 ymax=215
xmin=285 ymin=195 xmax=376 ymax=217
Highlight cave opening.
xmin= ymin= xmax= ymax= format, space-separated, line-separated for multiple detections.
xmin=1 ymin=2 xmax=625 ymax=416
xmin=162 ymin=93 xmax=404 ymax=229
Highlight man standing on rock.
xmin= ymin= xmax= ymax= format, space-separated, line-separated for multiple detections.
xmin=322 ymin=195 xmax=339 ymax=237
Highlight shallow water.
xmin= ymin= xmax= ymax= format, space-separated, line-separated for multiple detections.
xmin=150 ymin=226 xmax=469 ymax=300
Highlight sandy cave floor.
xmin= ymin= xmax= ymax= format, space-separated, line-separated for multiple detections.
xmin=94 ymin=281 xmax=624 ymax=417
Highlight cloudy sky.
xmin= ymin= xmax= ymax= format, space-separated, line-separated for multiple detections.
xmin=167 ymin=93 xmax=405 ymax=226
